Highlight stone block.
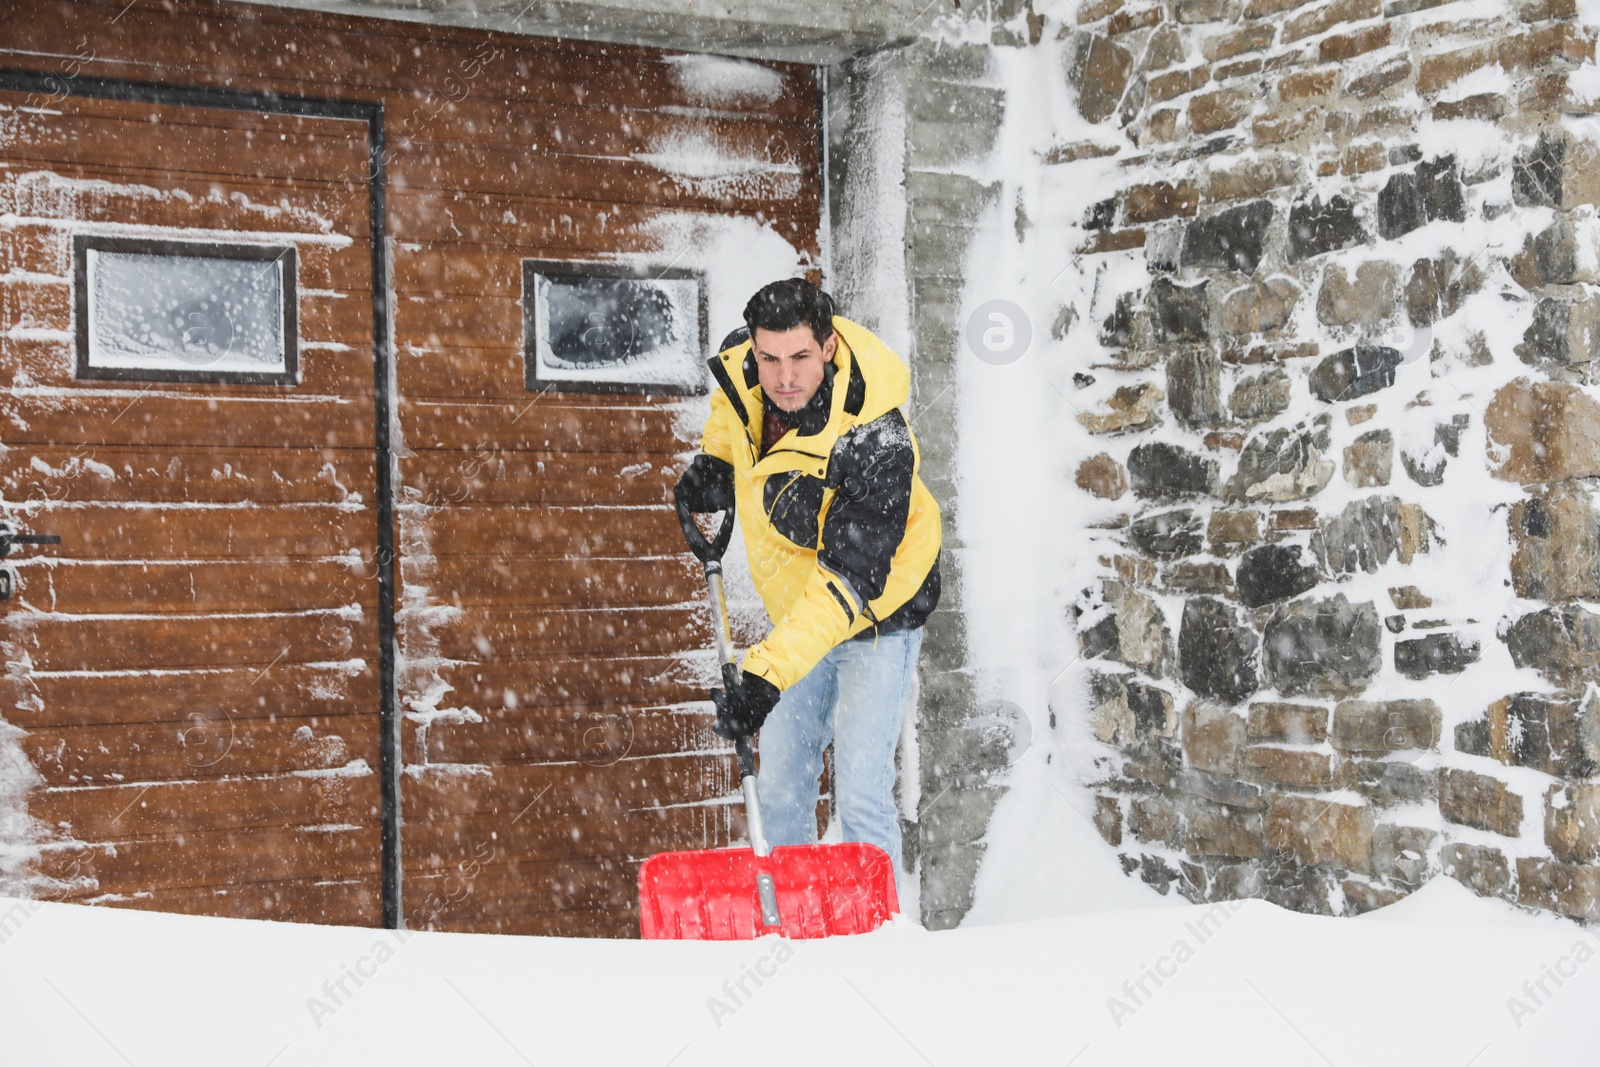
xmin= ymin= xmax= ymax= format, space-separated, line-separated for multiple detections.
xmin=1236 ymin=543 xmax=1320 ymax=608
xmin=1208 ymin=509 xmax=1261 ymax=549
xmin=1125 ymin=180 xmax=1200 ymax=223
xmin=1230 ymin=367 xmax=1293 ymax=424
xmin=1220 ymin=278 xmax=1300 ymax=335
xmin=1486 ymin=377 xmax=1600 ymax=484
xmin=1287 ymin=194 xmax=1366 ymax=262
xmin=1163 ymin=560 xmax=1234 ymax=595
xmin=1388 ymin=586 xmax=1431 ymax=610
xmin=1179 ymin=597 xmax=1261 ymax=702
xmin=1348 ymin=56 xmax=1412 ymax=99
xmin=1183 ymin=700 xmax=1248 ymax=774
xmin=1331 ymin=698 xmax=1442 ymax=755
xmin=1342 ymin=879 xmax=1409 ymax=914
xmin=1372 ymin=824 xmax=1436 ymax=888
xmin=1182 ymin=200 xmax=1275 ymax=273
xmin=1377 ymin=156 xmax=1465 ymax=239
xmin=1094 ymin=795 xmax=1123 ymax=846
xmin=1128 ymin=794 xmax=1184 ymax=846
xmin=1404 ymin=251 xmax=1484 ymax=325
xmin=1394 ymin=633 xmax=1481 ymax=679
xmin=1439 ymin=767 xmax=1524 ymax=836
xmin=1262 ymin=593 xmax=1383 ymax=696
xmin=1185 ymin=801 xmax=1265 ymax=858
xmin=1167 ymin=347 xmax=1224 ymax=429
xmin=1206 ymin=23 xmax=1277 ymax=61
xmin=1141 ymin=25 xmax=1187 ymax=72
xmin=1316 ymin=262 xmax=1399 ymax=330
xmin=1150 ymin=278 xmax=1210 ymax=344
xmin=1313 ymin=495 xmax=1438 ymax=574
xmin=1515 ymin=291 xmax=1600 ymax=370
xmin=1309 ymin=344 xmax=1403 ymax=402
xmin=1108 ymin=5 xmax=1164 ymax=33
xmin=1266 ymin=793 xmax=1374 ymax=873
xmin=1504 ymin=604 xmax=1600 ymax=686
xmin=1512 ymin=129 xmax=1600 ymax=210
xmin=1517 ymin=857 xmax=1600 ymax=920
xmin=1077 ymin=453 xmax=1129 ymax=499
xmin=1177 ymin=767 xmax=1266 ymax=809
xmin=1278 ymin=69 xmax=1338 ymax=101
xmin=1282 ymin=0 xmax=1380 ymax=41
xmin=1206 ymin=158 xmax=1302 ymax=203
xmin=1147 ymin=64 xmax=1212 ymax=103
xmin=1487 ymin=691 xmax=1600 ymax=777
xmin=1416 ymin=42 xmax=1497 ymax=94
xmin=1078 ymin=579 xmax=1174 ymax=676
xmin=1342 ymin=760 xmax=1436 ymax=806
xmin=1344 ymin=429 xmax=1393 ymax=487
xmin=1254 ymin=110 xmax=1320 ymax=146
xmin=1510 ymin=217 xmax=1600 ymax=288
xmin=1128 ymin=442 xmax=1220 ymax=500
xmin=1077 ymin=381 xmax=1163 ymax=435
xmin=1248 ymin=701 xmax=1328 ymax=743
xmin=1545 ymin=782 xmax=1600 ymax=863
xmin=1442 ymin=843 xmax=1511 ymax=899
xmin=1243 ymin=746 xmax=1336 ymax=788
xmin=1432 ymin=93 xmax=1506 ymax=122
xmin=1189 ymin=89 xmax=1253 ymax=134
xmin=1321 ymin=23 xmax=1391 ymax=62
xmin=1227 ymin=416 xmax=1335 ymax=503
xmin=1071 ymin=35 xmax=1136 ymax=124
xmin=1089 ymin=672 xmax=1178 ymax=748
xmin=1129 ymin=508 xmax=1205 ymax=559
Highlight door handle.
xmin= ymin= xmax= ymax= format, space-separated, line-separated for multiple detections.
xmin=0 ymin=525 xmax=60 ymax=557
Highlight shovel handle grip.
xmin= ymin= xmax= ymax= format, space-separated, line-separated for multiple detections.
xmin=674 ymin=486 xmax=735 ymax=565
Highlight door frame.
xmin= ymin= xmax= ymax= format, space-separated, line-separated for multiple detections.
xmin=0 ymin=69 xmax=403 ymax=928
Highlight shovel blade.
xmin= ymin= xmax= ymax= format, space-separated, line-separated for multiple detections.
xmin=638 ymin=842 xmax=899 ymax=940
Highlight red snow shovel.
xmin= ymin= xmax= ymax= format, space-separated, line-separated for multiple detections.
xmin=636 ymin=497 xmax=900 ymax=940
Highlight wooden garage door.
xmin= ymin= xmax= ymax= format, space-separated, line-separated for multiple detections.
xmin=0 ymin=88 xmax=385 ymax=924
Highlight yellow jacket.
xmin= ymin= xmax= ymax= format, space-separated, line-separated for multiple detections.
xmin=701 ymin=317 xmax=942 ymax=691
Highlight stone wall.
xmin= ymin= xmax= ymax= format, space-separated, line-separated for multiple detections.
xmin=1056 ymin=0 xmax=1600 ymax=919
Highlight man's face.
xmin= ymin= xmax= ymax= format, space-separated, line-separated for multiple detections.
xmin=753 ymin=324 xmax=836 ymax=413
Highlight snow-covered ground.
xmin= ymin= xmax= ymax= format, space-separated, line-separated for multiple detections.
xmin=1 ymin=879 xmax=1593 ymax=1065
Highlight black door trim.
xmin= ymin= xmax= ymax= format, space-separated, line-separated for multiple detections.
xmin=0 ymin=69 xmax=404 ymax=929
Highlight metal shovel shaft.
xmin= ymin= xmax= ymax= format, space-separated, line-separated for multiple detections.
xmin=702 ymin=558 xmax=770 ymax=858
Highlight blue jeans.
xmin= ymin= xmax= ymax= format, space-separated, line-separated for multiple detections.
xmin=756 ymin=627 xmax=923 ymax=888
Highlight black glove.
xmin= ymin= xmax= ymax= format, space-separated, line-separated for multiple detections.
xmin=675 ymin=454 xmax=734 ymax=515
xmin=710 ymin=669 xmax=780 ymax=741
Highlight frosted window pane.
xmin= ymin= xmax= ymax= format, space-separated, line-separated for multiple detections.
xmin=528 ymin=269 xmax=704 ymax=393
xmin=86 ymin=249 xmax=288 ymax=375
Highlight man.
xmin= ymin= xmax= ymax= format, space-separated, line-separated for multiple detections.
xmin=674 ymin=278 xmax=941 ymax=883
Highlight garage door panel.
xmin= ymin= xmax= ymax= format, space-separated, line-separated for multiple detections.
xmin=28 ymin=774 xmax=378 ymax=839
xmin=3 ymin=662 xmax=379 ymax=730
xmin=0 ymin=446 xmax=376 ymax=507
xmin=398 ymin=449 xmax=677 ymax=508
xmin=406 ymin=605 xmax=704 ymax=661
xmin=419 ymin=654 xmax=703 ymax=712
xmin=0 ymin=392 xmax=374 ymax=449
xmin=1 ymin=504 xmax=374 ymax=560
xmin=13 ymin=559 xmax=382 ymax=614
xmin=21 ymin=712 xmax=379 ymax=786
xmin=10 ymin=611 xmax=377 ymax=672
xmin=414 ymin=702 xmax=715 ymax=765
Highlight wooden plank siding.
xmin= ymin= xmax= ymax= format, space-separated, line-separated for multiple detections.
xmin=0 ymin=0 xmax=822 ymax=938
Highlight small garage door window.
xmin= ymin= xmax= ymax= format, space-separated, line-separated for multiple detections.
xmin=523 ymin=260 xmax=706 ymax=395
xmin=74 ymin=236 xmax=298 ymax=385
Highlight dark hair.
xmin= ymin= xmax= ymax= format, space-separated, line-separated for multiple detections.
xmin=743 ymin=279 xmax=835 ymax=346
